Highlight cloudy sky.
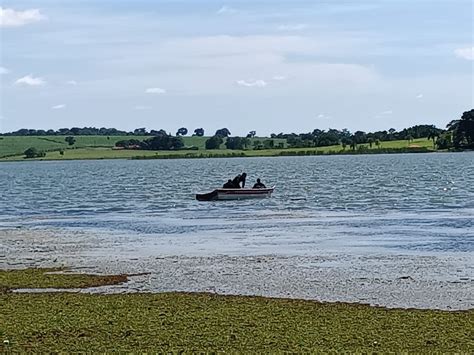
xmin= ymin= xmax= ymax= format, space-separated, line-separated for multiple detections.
xmin=0 ymin=0 xmax=472 ymax=135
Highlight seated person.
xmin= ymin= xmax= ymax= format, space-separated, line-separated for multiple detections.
xmin=223 ymin=179 xmax=234 ymax=188
xmin=239 ymin=172 xmax=247 ymax=188
xmin=253 ymin=178 xmax=266 ymax=189
xmin=231 ymin=174 xmax=242 ymax=188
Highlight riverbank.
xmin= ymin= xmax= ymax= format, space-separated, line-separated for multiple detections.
xmin=0 ymin=144 xmax=436 ymax=162
xmin=0 ymin=137 xmax=435 ymax=161
xmin=1 ymin=267 xmax=472 ymax=352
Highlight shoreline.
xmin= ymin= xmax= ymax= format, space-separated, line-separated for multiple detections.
xmin=0 ymin=146 xmax=449 ymax=163
xmin=1 ymin=227 xmax=472 ymax=311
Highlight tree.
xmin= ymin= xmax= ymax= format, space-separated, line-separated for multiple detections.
xmin=253 ymin=140 xmax=262 ymax=150
xmin=143 ymin=135 xmax=184 ymax=150
xmin=215 ymin=128 xmax=231 ymax=137
xmin=367 ymin=137 xmax=374 ymax=148
xmin=205 ymin=135 xmax=223 ymax=149
xmin=388 ymin=128 xmax=396 ymax=140
xmin=176 ymin=127 xmax=188 ymax=136
xmin=194 ymin=128 xmax=205 ymax=137
xmin=341 ymin=137 xmax=351 ymax=150
xmin=225 ymin=136 xmax=249 ymax=150
xmin=448 ymin=109 xmax=474 ymax=149
xmin=436 ymin=132 xmax=452 ymax=150
xmin=263 ymin=139 xmax=274 ymax=149
xmin=24 ymin=147 xmax=45 ymax=159
xmin=353 ymin=131 xmax=367 ymax=144
xmin=134 ymin=128 xmax=148 ymax=136
xmin=246 ymin=130 xmax=256 ymax=138
xmin=65 ymin=136 xmax=76 ymax=146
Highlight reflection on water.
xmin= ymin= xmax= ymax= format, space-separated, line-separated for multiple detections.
xmin=1 ymin=153 xmax=473 ymax=254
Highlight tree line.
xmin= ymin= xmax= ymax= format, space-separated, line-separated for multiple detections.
xmin=9 ymin=109 xmax=474 ymax=154
xmin=1 ymin=127 xmax=206 ymax=137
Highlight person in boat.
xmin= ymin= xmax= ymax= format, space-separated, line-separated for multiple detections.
xmin=253 ymin=178 xmax=266 ymax=189
xmin=240 ymin=173 xmax=247 ymax=188
xmin=231 ymin=173 xmax=247 ymax=188
xmin=231 ymin=174 xmax=241 ymax=188
xmin=223 ymin=179 xmax=234 ymax=188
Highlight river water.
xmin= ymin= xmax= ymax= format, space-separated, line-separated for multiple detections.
xmin=1 ymin=153 xmax=472 ymax=255
xmin=1 ymin=153 xmax=473 ymax=309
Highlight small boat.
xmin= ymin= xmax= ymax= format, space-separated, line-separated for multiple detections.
xmin=196 ymin=187 xmax=275 ymax=201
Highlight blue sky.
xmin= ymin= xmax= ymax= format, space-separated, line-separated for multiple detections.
xmin=0 ymin=0 xmax=472 ymax=135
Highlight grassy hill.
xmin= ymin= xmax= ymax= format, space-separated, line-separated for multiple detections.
xmin=0 ymin=136 xmax=434 ymax=161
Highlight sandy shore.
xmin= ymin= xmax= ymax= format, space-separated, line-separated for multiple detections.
xmin=1 ymin=227 xmax=472 ymax=310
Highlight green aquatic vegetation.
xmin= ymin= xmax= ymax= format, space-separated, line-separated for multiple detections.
xmin=0 ymin=268 xmax=472 ymax=352
xmin=0 ymin=267 xmax=127 ymax=292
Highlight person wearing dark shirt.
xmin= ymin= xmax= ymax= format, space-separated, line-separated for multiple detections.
xmin=239 ymin=173 xmax=247 ymax=188
xmin=231 ymin=174 xmax=241 ymax=188
xmin=223 ymin=179 xmax=234 ymax=188
xmin=253 ymin=178 xmax=266 ymax=189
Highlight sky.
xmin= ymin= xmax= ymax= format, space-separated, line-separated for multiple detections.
xmin=0 ymin=0 xmax=473 ymax=136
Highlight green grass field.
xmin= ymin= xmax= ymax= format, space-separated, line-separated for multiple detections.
xmin=0 ymin=136 xmax=434 ymax=161
xmin=1 ymin=268 xmax=472 ymax=353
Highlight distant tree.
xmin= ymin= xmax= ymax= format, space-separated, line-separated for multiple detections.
xmin=205 ymin=135 xmax=223 ymax=149
xmin=341 ymin=137 xmax=351 ymax=150
xmin=350 ymin=139 xmax=357 ymax=151
xmin=388 ymin=128 xmax=396 ymax=140
xmin=59 ymin=149 xmax=65 ymax=156
xmin=375 ymin=139 xmax=381 ymax=148
xmin=436 ymin=132 xmax=452 ymax=150
xmin=253 ymin=140 xmax=262 ymax=149
xmin=134 ymin=128 xmax=148 ymax=136
xmin=24 ymin=147 xmax=45 ymax=159
xmin=225 ymin=136 xmax=249 ymax=150
xmin=406 ymin=134 xmax=414 ymax=145
xmin=65 ymin=136 xmax=76 ymax=146
xmin=246 ymin=130 xmax=256 ymax=138
xmin=263 ymin=139 xmax=275 ymax=149
xmin=353 ymin=131 xmax=367 ymax=144
xmin=194 ymin=128 xmax=205 ymax=137
xmin=215 ymin=128 xmax=231 ymax=137
xmin=176 ymin=127 xmax=188 ymax=136
xmin=448 ymin=109 xmax=474 ymax=149
xmin=367 ymin=137 xmax=374 ymax=148
xmin=142 ymin=135 xmax=184 ymax=150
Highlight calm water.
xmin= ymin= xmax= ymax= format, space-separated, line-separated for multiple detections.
xmin=1 ymin=153 xmax=473 ymax=255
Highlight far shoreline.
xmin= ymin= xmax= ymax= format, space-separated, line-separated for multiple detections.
xmin=0 ymin=146 xmax=458 ymax=163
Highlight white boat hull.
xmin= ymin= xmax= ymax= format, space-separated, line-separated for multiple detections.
xmin=196 ymin=187 xmax=274 ymax=201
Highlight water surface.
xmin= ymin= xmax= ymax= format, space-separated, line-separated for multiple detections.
xmin=1 ymin=153 xmax=473 ymax=256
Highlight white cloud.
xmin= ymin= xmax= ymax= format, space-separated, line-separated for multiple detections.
xmin=0 ymin=66 xmax=9 ymax=75
xmin=317 ymin=114 xmax=331 ymax=120
xmin=416 ymin=93 xmax=423 ymax=99
xmin=145 ymin=87 xmax=166 ymax=94
xmin=236 ymin=79 xmax=267 ymax=87
xmin=381 ymin=110 xmax=393 ymax=115
xmin=66 ymin=80 xmax=78 ymax=86
xmin=52 ymin=104 xmax=66 ymax=110
xmin=134 ymin=105 xmax=151 ymax=110
xmin=454 ymin=47 xmax=474 ymax=60
xmin=278 ymin=24 xmax=308 ymax=31
xmin=216 ymin=6 xmax=237 ymax=15
xmin=14 ymin=74 xmax=46 ymax=86
xmin=272 ymin=75 xmax=286 ymax=81
xmin=0 ymin=7 xmax=46 ymax=27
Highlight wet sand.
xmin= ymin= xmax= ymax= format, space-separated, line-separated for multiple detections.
xmin=1 ymin=228 xmax=472 ymax=310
